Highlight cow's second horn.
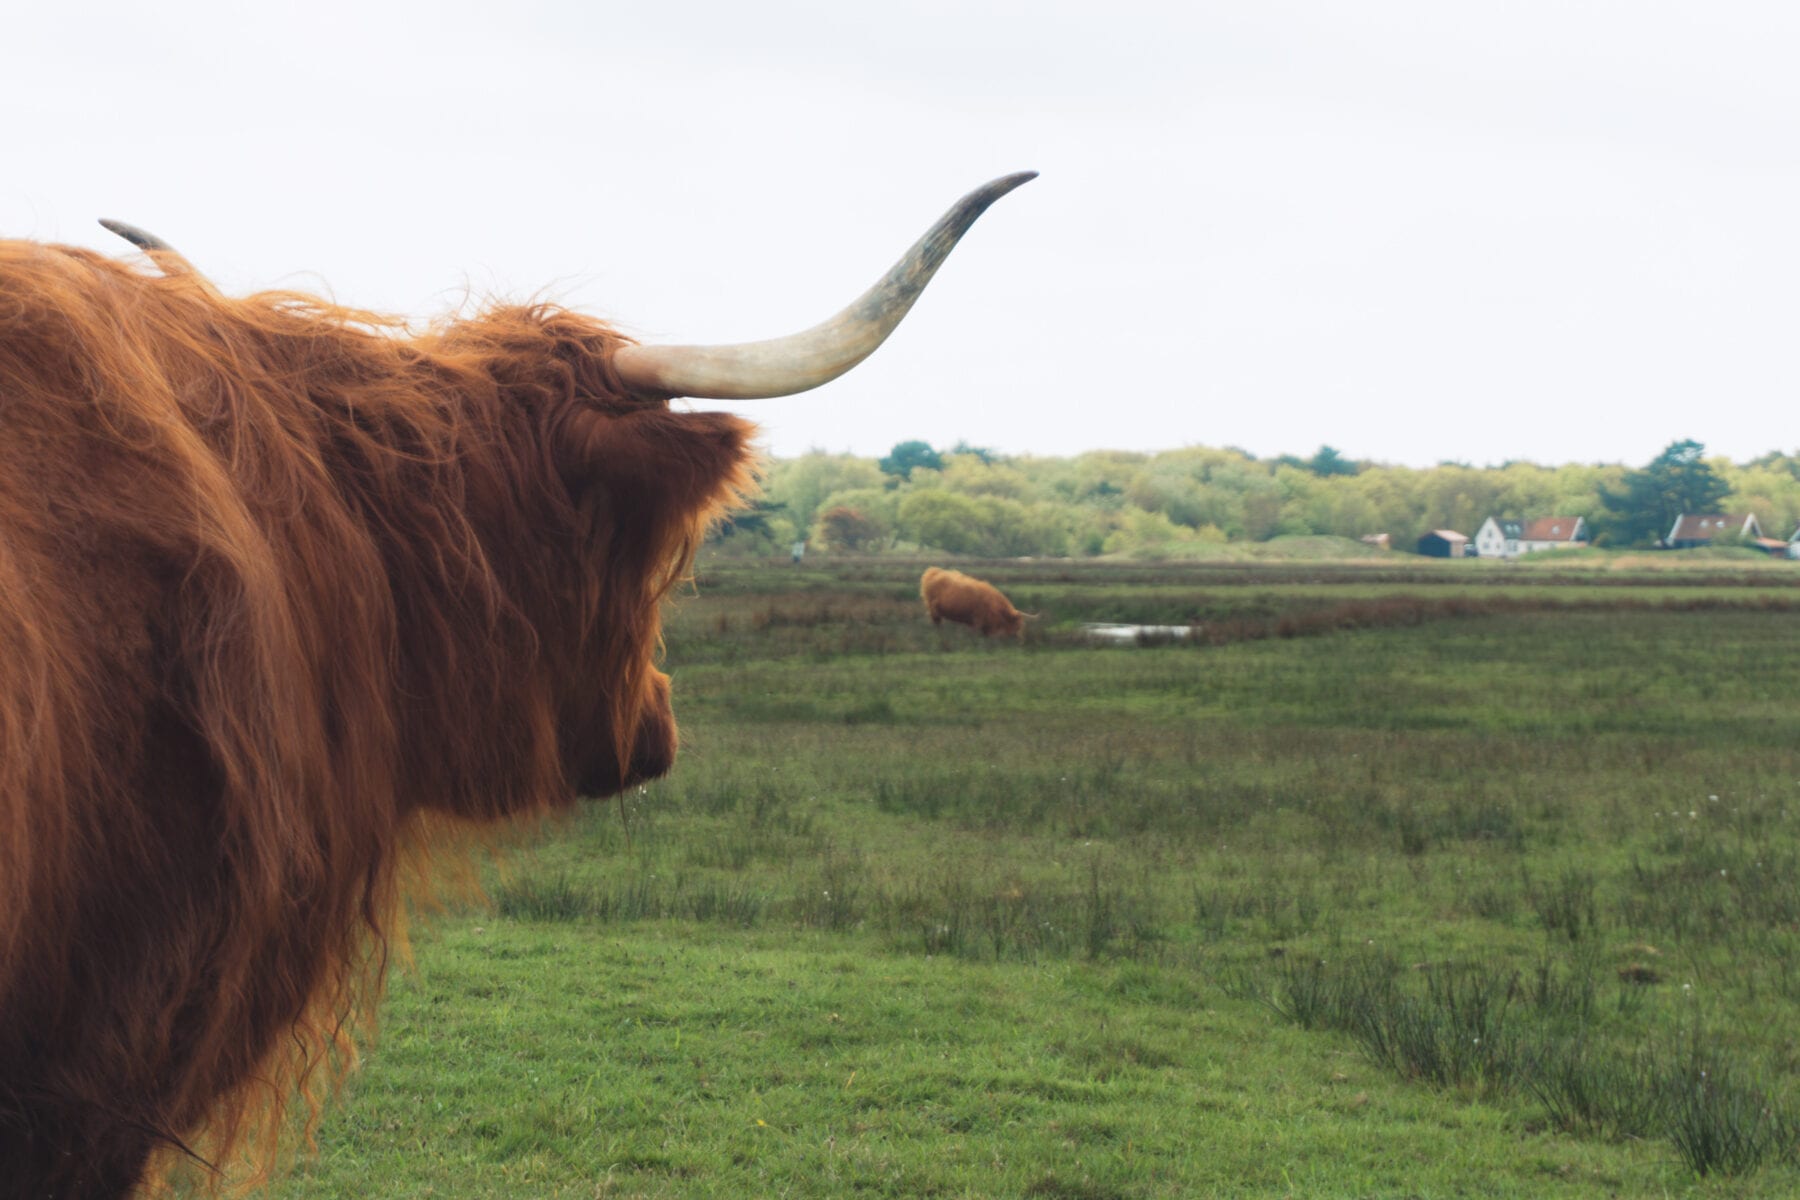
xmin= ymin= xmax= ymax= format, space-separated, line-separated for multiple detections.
xmin=99 ymin=219 xmax=214 ymax=289
xmin=612 ymin=171 xmax=1036 ymax=401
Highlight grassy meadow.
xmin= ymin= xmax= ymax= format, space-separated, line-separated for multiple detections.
xmin=264 ymin=554 xmax=1800 ymax=1198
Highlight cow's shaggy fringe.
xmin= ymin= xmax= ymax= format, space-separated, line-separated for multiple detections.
xmin=0 ymin=241 xmax=753 ymax=1195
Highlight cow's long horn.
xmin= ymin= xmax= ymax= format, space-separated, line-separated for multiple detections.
xmin=98 ymin=219 xmax=215 ymax=290
xmin=612 ymin=171 xmax=1036 ymax=400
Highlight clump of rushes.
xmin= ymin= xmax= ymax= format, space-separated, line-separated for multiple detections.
xmin=1241 ymin=952 xmax=1799 ymax=1176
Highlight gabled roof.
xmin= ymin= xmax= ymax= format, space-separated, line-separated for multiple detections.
xmin=1521 ymin=516 xmax=1584 ymax=542
xmin=1427 ymin=530 xmax=1467 ymax=542
xmin=1669 ymin=513 xmax=1758 ymax=542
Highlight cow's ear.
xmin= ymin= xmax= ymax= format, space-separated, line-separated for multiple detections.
xmin=557 ymin=407 xmax=757 ymax=533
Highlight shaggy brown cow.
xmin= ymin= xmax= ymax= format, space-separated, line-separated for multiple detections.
xmin=0 ymin=172 xmax=1032 ymax=1197
xmin=920 ymin=566 xmax=1034 ymax=637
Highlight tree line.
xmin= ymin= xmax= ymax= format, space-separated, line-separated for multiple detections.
xmin=710 ymin=439 xmax=1800 ymax=559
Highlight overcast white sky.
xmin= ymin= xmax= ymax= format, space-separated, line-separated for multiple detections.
xmin=6 ymin=2 xmax=1799 ymax=468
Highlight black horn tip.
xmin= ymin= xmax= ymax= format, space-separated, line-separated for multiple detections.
xmin=98 ymin=218 xmax=173 ymax=253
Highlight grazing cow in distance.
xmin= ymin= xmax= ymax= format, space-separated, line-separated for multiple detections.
xmin=920 ymin=566 xmax=1034 ymax=637
xmin=0 ymin=172 xmax=1033 ymax=1198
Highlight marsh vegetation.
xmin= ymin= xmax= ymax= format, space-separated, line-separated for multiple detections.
xmin=271 ymin=556 xmax=1800 ymax=1197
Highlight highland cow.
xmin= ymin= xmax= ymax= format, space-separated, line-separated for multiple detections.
xmin=0 ymin=173 xmax=1032 ymax=1197
xmin=920 ymin=566 xmax=1034 ymax=637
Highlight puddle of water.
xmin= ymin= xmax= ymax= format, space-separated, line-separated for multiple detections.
xmin=1080 ymin=623 xmax=1197 ymax=645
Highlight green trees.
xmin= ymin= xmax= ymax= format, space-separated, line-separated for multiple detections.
xmin=1724 ymin=455 xmax=1800 ymax=543
xmin=817 ymin=506 xmax=887 ymax=553
xmin=761 ymin=453 xmax=884 ymax=541
xmin=878 ymin=440 xmax=944 ymax=480
xmin=895 ymin=490 xmax=985 ymax=555
xmin=1596 ymin=440 xmax=1733 ymax=547
xmin=895 ymin=490 xmax=1068 ymax=557
xmin=1306 ymin=445 xmax=1360 ymax=477
xmin=737 ymin=438 xmax=1796 ymax=560
xmin=711 ymin=499 xmax=788 ymax=545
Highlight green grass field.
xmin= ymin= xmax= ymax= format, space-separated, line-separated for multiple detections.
xmin=265 ymin=556 xmax=1800 ymax=1198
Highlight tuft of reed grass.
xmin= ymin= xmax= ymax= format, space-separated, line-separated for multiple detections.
xmin=1521 ymin=1037 xmax=1667 ymax=1141
xmin=1237 ymin=952 xmax=1800 ymax=1176
xmin=1525 ymin=867 xmax=1598 ymax=942
xmin=1662 ymin=1058 xmax=1793 ymax=1177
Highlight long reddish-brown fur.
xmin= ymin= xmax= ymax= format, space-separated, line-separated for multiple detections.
xmin=919 ymin=567 xmax=1032 ymax=637
xmin=0 ymin=239 xmax=753 ymax=1196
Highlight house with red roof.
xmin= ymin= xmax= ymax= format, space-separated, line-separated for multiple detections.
xmin=1473 ymin=516 xmax=1588 ymax=558
xmin=1666 ymin=513 xmax=1761 ymax=549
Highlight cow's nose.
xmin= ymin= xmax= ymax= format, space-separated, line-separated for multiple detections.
xmin=621 ymin=671 xmax=677 ymax=788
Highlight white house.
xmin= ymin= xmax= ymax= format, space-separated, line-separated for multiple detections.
xmin=1473 ymin=517 xmax=1519 ymax=558
xmin=1474 ymin=516 xmax=1587 ymax=558
xmin=1790 ymin=527 xmax=1800 ymax=561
